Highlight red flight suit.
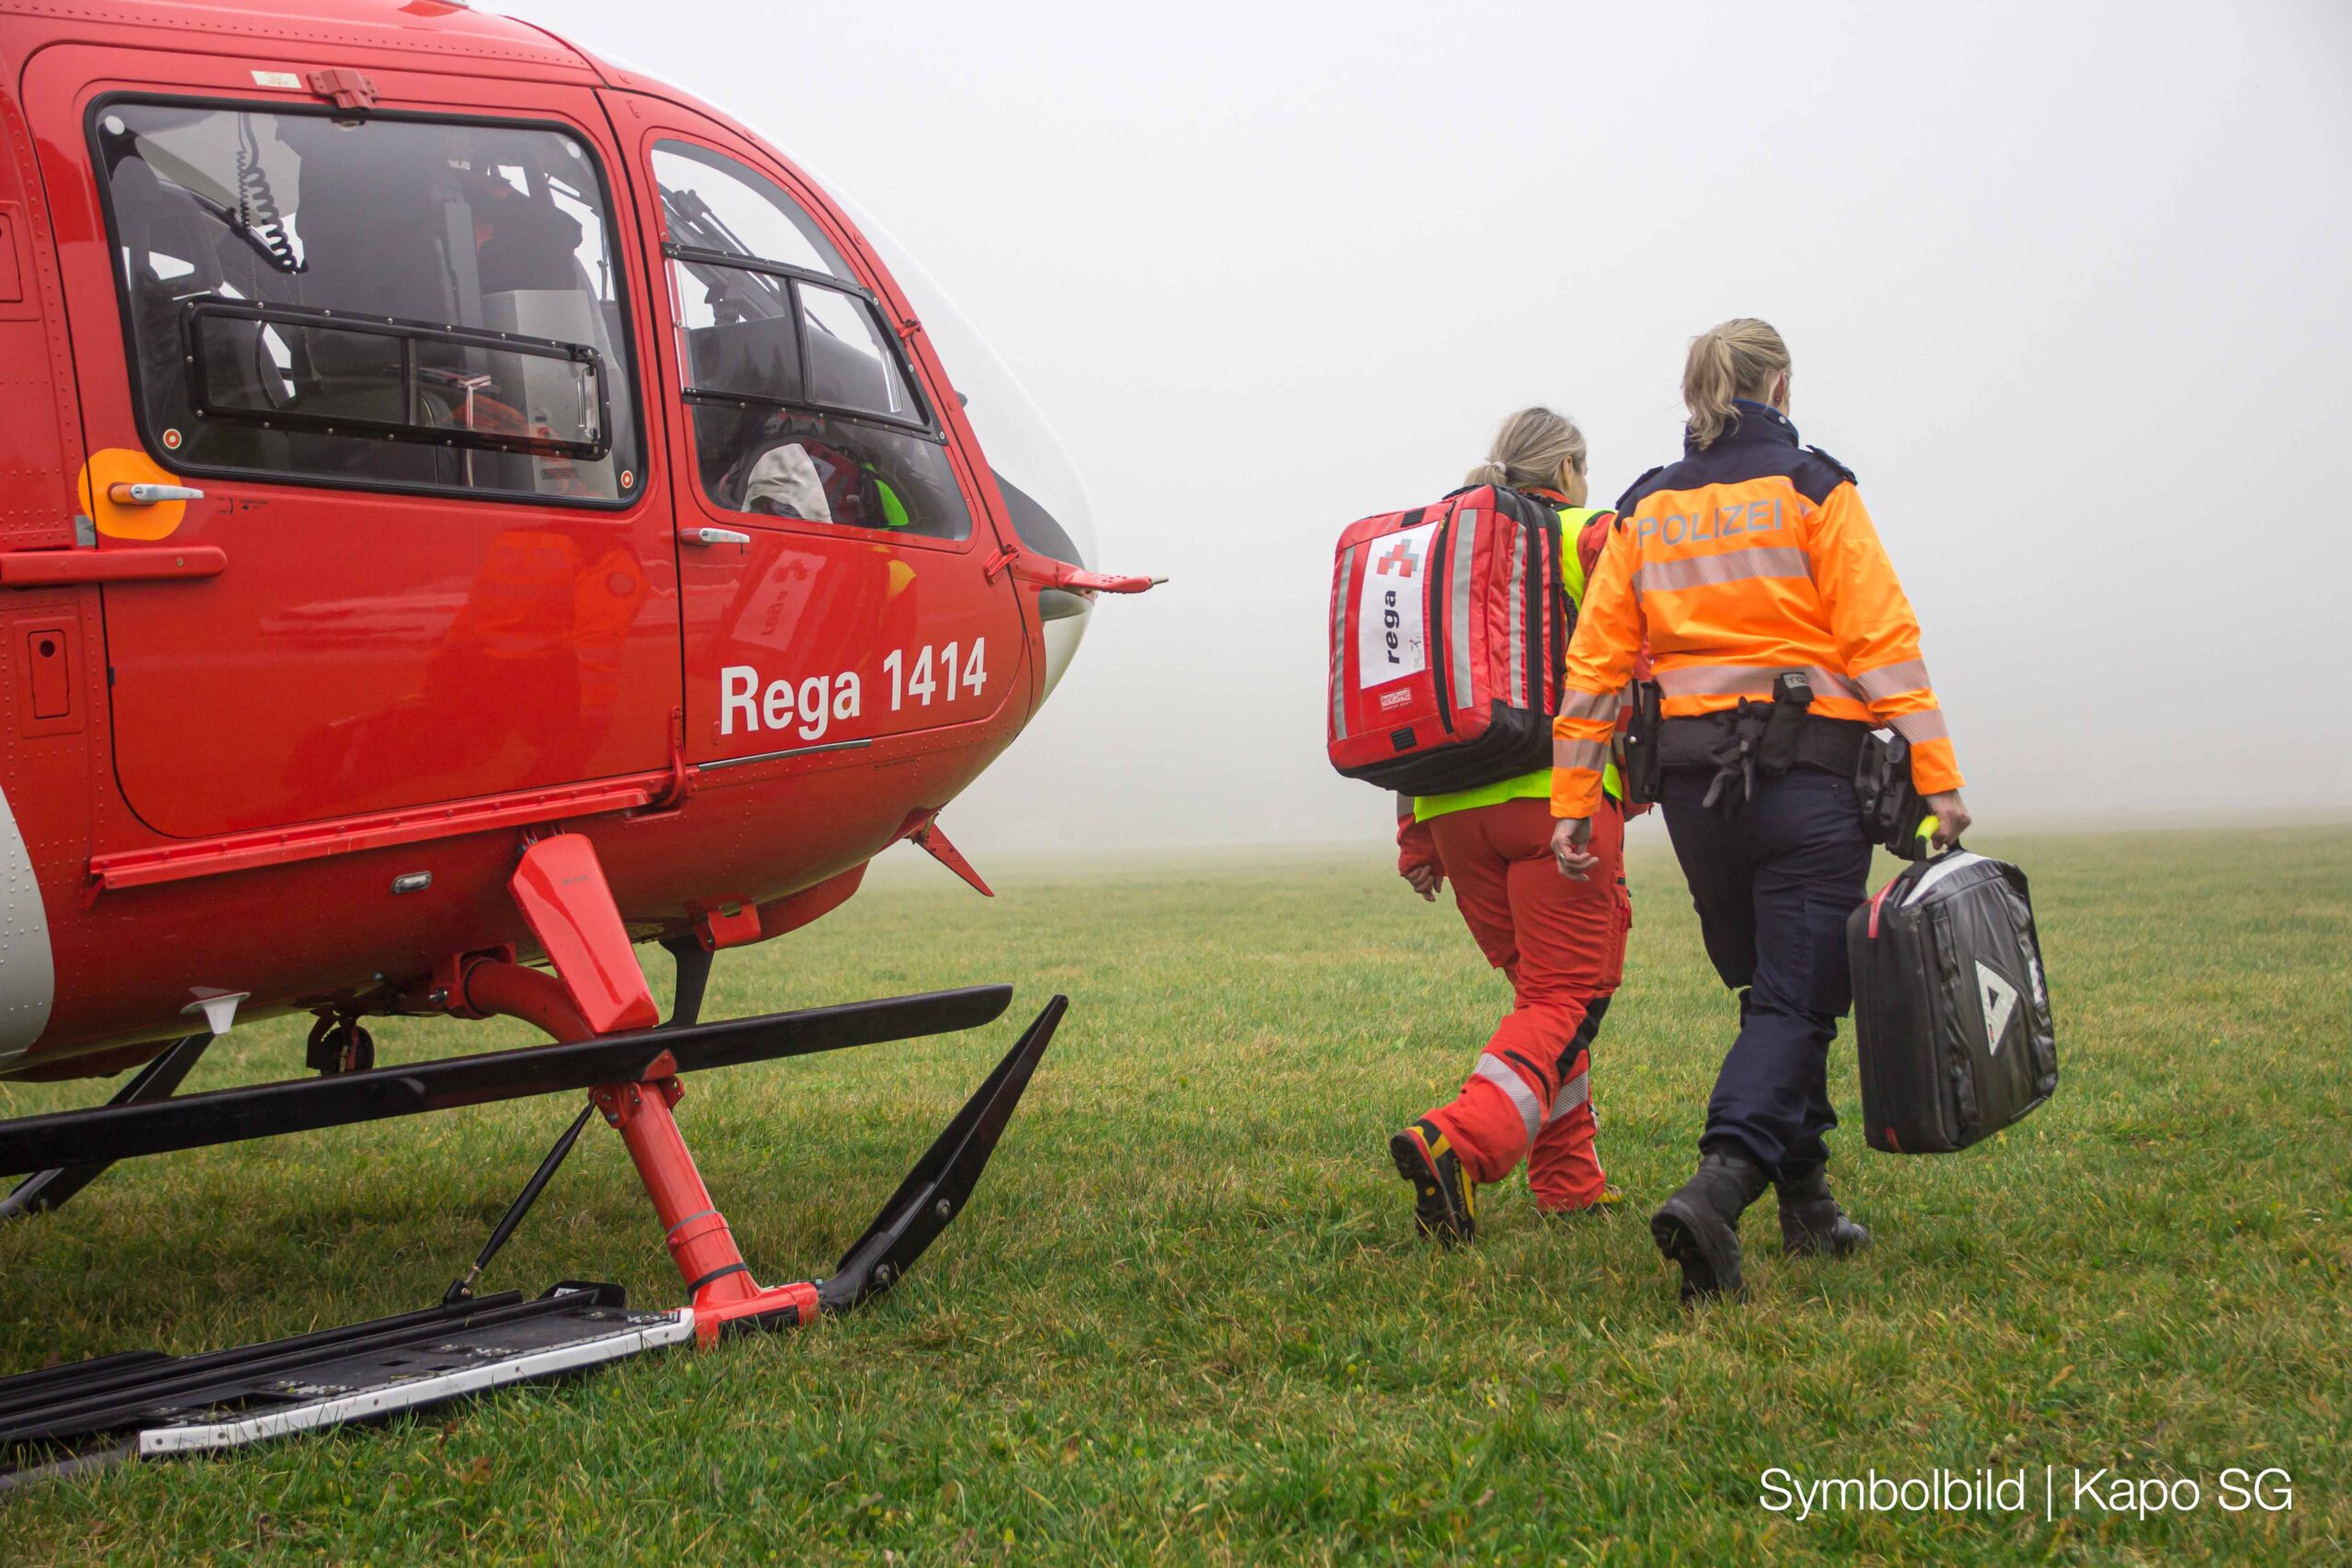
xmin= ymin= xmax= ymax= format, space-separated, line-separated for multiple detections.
xmin=1396 ymin=502 xmax=1637 ymax=1210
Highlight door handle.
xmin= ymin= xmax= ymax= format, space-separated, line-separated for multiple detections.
xmin=107 ymin=483 xmax=206 ymax=506
xmin=678 ymin=526 xmax=752 ymax=547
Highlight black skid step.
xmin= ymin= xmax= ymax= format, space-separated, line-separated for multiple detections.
xmin=0 ymin=1285 xmax=688 ymax=1485
xmin=0 ymin=985 xmax=1013 ymax=1177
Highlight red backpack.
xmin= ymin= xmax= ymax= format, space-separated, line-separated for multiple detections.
xmin=1327 ymin=485 xmax=1571 ymax=794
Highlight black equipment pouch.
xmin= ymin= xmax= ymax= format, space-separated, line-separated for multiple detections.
xmin=1698 ymin=700 xmax=1770 ymax=816
xmin=1686 ymin=671 xmax=1849 ymax=817
xmin=1619 ymin=679 xmax=1664 ymax=805
xmin=1849 ymin=849 xmax=2058 ymax=1154
xmin=1758 ymin=671 xmax=1815 ymax=773
xmin=1853 ymin=731 xmax=1932 ymax=861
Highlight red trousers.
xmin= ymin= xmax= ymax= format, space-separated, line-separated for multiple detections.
xmin=1419 ymin=795 xmax=1630 ymax=1209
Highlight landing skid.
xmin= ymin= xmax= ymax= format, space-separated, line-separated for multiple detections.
xmin=0 ymin=994 xmax=1067 ymax=1483
xmin=0 ymin=1286 xmax=688 ymax=1490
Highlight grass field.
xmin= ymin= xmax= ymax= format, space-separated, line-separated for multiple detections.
xmin=0 ymin=824 xmax=2346 ymax=1563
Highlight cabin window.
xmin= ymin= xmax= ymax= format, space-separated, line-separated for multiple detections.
xmin=651 ymin=141 xmax=970 ymax=542
xmin=93 ymin=102 xmax=642 ymax=503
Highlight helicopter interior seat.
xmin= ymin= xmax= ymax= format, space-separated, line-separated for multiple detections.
xmin=689 ymin=311 xmax=908 ymax=519
xmin=284 ymin=132 xmax=471 ymax=485
xmin=469 ymin=165 xmax=621 ymax=499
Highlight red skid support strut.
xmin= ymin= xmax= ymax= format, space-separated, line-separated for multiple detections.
xmin=448 ymin=832 xmax=1057 ymax=1347
xmin=471 ymin=833 xmax=818 ymax=1344
xmin=592 ymin=1061 xmax=816 ymax=1345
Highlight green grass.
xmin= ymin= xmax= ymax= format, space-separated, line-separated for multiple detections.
xmin=0 ymin=826 xmax=2346 ymax=1564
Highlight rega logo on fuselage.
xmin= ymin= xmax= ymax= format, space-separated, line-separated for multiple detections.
xmin=720 ymin=666 xmax=862 ymax=742
xmin=718 ymin=639 xmax=988 ymax=744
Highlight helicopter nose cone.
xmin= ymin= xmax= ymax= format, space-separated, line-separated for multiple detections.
xmin=940 ymin=351 xmax=1097 ymax=705
xmin=990 ymin=469 xmax=1095 ymax=700
xmin=815 ymin=186 xmax=1099 ymax=705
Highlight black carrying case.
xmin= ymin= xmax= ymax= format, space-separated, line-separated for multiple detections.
xmin=1848 ymin=850 xmax=2057 ymax=1154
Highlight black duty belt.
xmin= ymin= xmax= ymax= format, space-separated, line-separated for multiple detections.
xmin=1658 ymin=711 xmax=1870 ymax=774
xmin=1658 ymin=709 xmax=1871 ymax=818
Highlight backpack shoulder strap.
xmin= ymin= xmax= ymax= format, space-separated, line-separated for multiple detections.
xmin=1576 ymin=510 xmax=1616 ymax=582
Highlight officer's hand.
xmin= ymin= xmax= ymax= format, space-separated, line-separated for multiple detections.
xmin=1925 ymin=790 xmax=1972 ymax=850
xmin=1550 ymin=816 xmax=1598 ymax=881
xmin=1402 ymin=863 xmax=1444 ymax=901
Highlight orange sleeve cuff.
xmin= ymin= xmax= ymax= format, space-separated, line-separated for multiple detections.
xmin=1908 ymin=737 xmax=1964 ymax=795
xmin=1551 ymin=770 xmax=1603 ymax=820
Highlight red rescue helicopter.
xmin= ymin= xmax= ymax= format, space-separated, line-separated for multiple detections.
xmin=0 ymin=0 xmax=1150 ymax=1472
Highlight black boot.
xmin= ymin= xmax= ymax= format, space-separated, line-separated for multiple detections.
xmin=1775 ymin=1161 xmax=1871 ymax=1258
xmin=1650 ymin=1145 xmax=1770 ymax=1303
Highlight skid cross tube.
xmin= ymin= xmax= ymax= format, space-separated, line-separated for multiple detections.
xmin=0 ymin=986 xmax=1012 ymax=1178
xmin=0 ymin=1032 xmax=214 ymax=1219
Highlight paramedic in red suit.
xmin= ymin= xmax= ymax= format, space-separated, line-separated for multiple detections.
xmin=1388 ymin=409 xmax=1639 ymax=1243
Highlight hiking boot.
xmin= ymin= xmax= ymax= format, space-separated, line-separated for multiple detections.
xmin=1775 ymin=1161 xmax=1871 ymax=1258
xmin=1538 ymin=1184 xmax=1625 ymax=1219
xmin=1650 ymin=1145 xmax=1770 ymax=1303
xmin=1389 ymin=1119 xmax=1476 ymax=1246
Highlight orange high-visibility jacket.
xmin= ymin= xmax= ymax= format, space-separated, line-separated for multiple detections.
xmin=1551 ymin=400 xmax=1962 ymax=819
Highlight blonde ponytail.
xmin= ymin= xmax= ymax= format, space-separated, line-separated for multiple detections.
xmin=1465 ymin=407 xmax=1587 ymax=492
xmin=1682 ymin=318 xmax=1791 ymax=449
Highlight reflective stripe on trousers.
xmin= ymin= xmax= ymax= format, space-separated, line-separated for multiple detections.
xmin=1473 ymin=1055 xmax=1544 ymax=1143
xmin=1545 ymin=1066 xmax=1590 ymax=1125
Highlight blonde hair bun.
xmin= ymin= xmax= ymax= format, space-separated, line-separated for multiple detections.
xmin=1466 ymin=408 xmax=1587 ymax=491
xmin=1682 ymin=319 xmax=1790 ymax=449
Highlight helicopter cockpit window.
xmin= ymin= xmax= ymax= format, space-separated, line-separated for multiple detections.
xmin=93 ymin=102 xmax=642 ymax=503
xmin=651 ymin=141 xmax=970 ymax=543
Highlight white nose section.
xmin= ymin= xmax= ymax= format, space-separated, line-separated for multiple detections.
xmin=1040 ymin=607 xmax=1091 ymax=702
xmin=0 ymin=784 xmax=53 ymax=1068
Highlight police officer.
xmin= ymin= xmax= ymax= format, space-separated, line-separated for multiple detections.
xmin=1547 ymin=319 xmax=1970 ymax=1302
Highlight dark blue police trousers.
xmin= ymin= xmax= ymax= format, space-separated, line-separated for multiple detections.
xmin=1658 ymin=766 xmax=1873 ymax=1172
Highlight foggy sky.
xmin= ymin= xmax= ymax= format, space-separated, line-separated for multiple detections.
xmin=509 ymin=0 xmax=2352 ymax=853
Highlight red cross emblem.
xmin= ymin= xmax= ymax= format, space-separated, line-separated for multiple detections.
xmin=1375 ymin=538 xmax=1420 ymax=577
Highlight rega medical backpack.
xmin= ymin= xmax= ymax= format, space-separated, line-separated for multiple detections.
xmin=1327 ymin=485 xmax=1568 ymax=795
xmin=1849 ymin=851 xmax=2058 ymax=1154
